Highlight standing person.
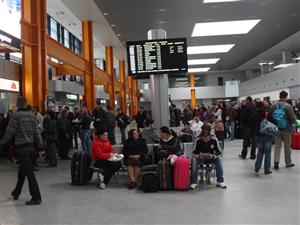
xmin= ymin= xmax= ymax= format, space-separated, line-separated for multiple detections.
xmin=135 ymin=107 xmax=147 ymax=130
xmin=225 ymin=105 xmax=237 ymax=140
xmin=123 ymin=129 xmax=148 ymax=189
xmin=0 ymin=97 xmax=42 ymax=205
xmin=72 ymin=107 xmax=80 ymax=149
xmin=65 ymin=107 xmax=74 ymax=149
xmin=92 ymin=100 xmax=106 ymax=129
xmin=116 ymin=108 xmax=130 ymax=144
xmin=79 ymin=107 xmax=92 ymax=152
xmin=57 ymin=110 xmax=72 ymax=160
xmin=254 ymin=102 xmax=276 ymax=175
xmin=105 ymin=105 xmax=116 ymax=145
xmin=273 ymin=91 xmax=297 ymax=169
xmin=43 ymin=110 xmax=57 ymax=167
xmin=214 ymin=104 xmax=222 ymax=122
xmin=239 ymin=97 xmax=257 ymax=159
xmin=183 ymin=105 xmax=193 ymax=123
xmin=56 ymin=105 xmax=63 ymax=119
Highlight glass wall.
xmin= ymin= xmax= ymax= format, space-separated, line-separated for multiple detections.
xmin=47 ymin=15 xmax=82 ymax=57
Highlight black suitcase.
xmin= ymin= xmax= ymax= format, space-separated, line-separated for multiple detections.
xmin=142 ymin=173 xmax=159 ymax=193
xmin=157 ymin=160 xmax=173 ymax=190
xmin=71 ymin=152 xmax=92 ymax=185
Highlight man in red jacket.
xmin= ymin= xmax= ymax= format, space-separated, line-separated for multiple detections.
xmin=92 ymin=129 xmax=122 ymax=189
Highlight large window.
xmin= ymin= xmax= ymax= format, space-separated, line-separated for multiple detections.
xmin=64 ymin=29 xmax=69 ymax=48
xmin=50 ymin=18 xmax=57 ymax=41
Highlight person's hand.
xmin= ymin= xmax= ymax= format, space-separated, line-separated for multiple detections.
xmin=208 ymin=154 xmax=214 ymax=160
xmin=199 ymin=154 xmax=205 ymax=160
xmin=110 ymin=153 xmax=114 ymax=157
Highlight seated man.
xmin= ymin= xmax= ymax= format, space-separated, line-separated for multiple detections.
xmin=91 ymin=128 xmax=122 ymax=189
xmin=139 ymin=119 xmax=160 ymax=144
xmin=180 ymin=122 xmax=194 ymax=142
xmin=190 ymin=130 xmax=227 ymax=189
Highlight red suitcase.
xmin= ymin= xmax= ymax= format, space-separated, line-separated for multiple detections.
xmin=173 ymin=156 xmax=190 ymax=190
xmin=291 ymin=133 xmax=300 ymax=150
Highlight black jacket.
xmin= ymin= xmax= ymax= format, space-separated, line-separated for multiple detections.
xmin=122 ymin=138 xmax=148 ymax=161
xmin=43 ymin=118 xmax=57 ymax=143
xmin=193 ymin=138 xmax=221 ymax=157
xmin=159 ymin=136 xmax=182 ymax=157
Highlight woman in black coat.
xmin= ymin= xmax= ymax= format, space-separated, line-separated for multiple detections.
xmin=123 ymin=129 xmax=148 ymax=189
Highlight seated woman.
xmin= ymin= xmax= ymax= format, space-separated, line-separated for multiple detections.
xmin=123 ymin=129 xmax=148 ymax=189
xmin=156 ymin=126 xmax=182 ymax=161
xmin=190 ymin=129 xmax=227 ymax=189
xmin=91 ymin=128 xmax=122 ymax=189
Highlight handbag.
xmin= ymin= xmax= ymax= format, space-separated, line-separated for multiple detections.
xmin=259 ymin=112 xmax=279 ymax=136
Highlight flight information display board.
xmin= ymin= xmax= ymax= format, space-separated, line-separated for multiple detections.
xmin=126 ymin=38 xmax=187 ymax=76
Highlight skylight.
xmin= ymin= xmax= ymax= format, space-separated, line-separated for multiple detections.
xmin=187 ymin=44 xmax=235 ymax=54
xmin=192 ymin=19 xmax=261 ymax=37
xmin=188 ymin=68 xmax=211 ymax=73
xmin=273 ymin=64 xmax=294 ymax=69
xmin=188 ymin=58 xmax=220 ymax=65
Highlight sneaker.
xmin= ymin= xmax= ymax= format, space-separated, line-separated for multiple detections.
xmin=128 ymin=182 xmax=137 ymax=189
xmin=189 ymin=183 xmax=198 ymax=189
xmin=216 ymin=182 xmax=227 ymax=189
xmin=274 ymin=162 xmax=279 ymax=170
xmin=25 ymin=199 xmax=42 ymax=206
xmin=254 ymin=169 xmax=259 ymax=175
xmin=265 ymin=171 xmax=272 ymax=175
xmin=97 ymin=173 xmax=104 ymax=183
xmin=286 ymin=164 xmax=295 ymax=168
xmin=99 ymin=182 xmax=106 ymax=189
xmin=205 ymin=170 xmax=211 ymax=184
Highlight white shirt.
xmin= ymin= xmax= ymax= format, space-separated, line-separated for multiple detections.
xmin=190 ymin=120 xmax=204 ymax=137
xmin=214 ymin=108 xmax=222 ymax=121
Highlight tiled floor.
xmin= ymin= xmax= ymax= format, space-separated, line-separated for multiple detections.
xmin=0 ymin=139 xmax=299 ymax=225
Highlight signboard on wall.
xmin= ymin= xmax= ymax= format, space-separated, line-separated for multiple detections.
xmin=0 ymin=0 xmax=21 ymax=38
xmin=0 ymin=78 xmax=19 ymax=92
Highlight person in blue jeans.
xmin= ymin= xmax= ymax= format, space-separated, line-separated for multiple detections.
xmin=190 ymin=129 xmax=227 ymax=189
xmin=254 ymin=101 xmax=276 ymax=174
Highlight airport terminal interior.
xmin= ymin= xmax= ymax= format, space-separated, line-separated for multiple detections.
xmin=0 ymin=0 xmax=300 ymax=224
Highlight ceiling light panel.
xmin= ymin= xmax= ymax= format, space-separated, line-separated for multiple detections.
xmin=187 ymin=44 xmax=235 ymax=54
xmin=188 ymin=68 xmax=211 ymax=73
xmin=203 ymin=0 xmax=241 ymax=3
xmin=192 ymin=19 xmax=261 ymax=37
xmin=188 ymin=58 xmax=220 ymax=65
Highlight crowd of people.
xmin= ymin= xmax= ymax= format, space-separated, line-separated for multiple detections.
xmin=0 ymin=90 xmax=299 ymax=205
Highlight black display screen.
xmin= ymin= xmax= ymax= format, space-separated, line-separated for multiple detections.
xmin=126 ymin=38 xmax=187 ymax=76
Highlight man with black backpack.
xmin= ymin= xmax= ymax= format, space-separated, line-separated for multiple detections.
xmin=273 ymin=91 xmax=296 ymax=169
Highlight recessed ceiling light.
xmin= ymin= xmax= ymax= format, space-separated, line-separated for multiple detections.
xmin=188 ymin=58 xmax=220 ymax=65
xmin=159 ymin=21 xmax=167 ymax=24
xmin=111 ymin=24 xmax=116 ymax=27
xmin=103 ymin=13 xmax=109 ymax=16
xmin=203 ymin=0 xmax=240 ymax=3
xmin=273 ymin=63 xmax=294 ymax=69
xmin=191 ymin=19 xmax=261 ymax=37
xmin=188 ymin=68 xmax=211 ymax=73
xmin=55 ymin=11 xmax=65 ymax=15
xmin=158 ymin=8 xmax=166 ymax=12
xmin=187 ymin=44 xmax=235 ymax=54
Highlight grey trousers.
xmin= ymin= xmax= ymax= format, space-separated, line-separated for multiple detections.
xmin=274 ymin=132 xmax=292 ymax=165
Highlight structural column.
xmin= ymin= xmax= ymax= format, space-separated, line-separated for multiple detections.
xmin=128 ymin=76 xmax=134 ymax=116
xmin=21 ymin=0 xmax=47 ymax=111
xmin=148 ymin=29 xmax=169 ymax=128
xmin=134 ymin=79 xmax=139 ymax=114
xmin=106 ymin=46 xmax=115 ymax=109
xmin=190 ymin=73 xmax=196 ymax=108
xmin=82 ymin=21 xmax=95 ymax=112
xmin=119 ymin=60 xmax=127 ymax=113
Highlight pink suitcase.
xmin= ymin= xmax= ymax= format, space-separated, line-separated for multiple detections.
xmin=173 ymin=156 xmax=190 ymax=190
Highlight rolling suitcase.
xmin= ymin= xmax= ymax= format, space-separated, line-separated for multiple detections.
xmin=157 ymin=159 xmax=173 ymax=190
xmin=173 ymin=156 xmax=190 ymax=190
xmin=291 ymin=133 xmax=300 ymax=150
xmin=71 ymin=151 xmax=92 ymax=185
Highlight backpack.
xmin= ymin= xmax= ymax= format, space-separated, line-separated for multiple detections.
xmin=259 ymin=119 xmax=279 ymax=136
xmin=272 ymin=104 xmax=288 ymax=129
xmin=142 ymin=173 xmax=159 ymax=193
